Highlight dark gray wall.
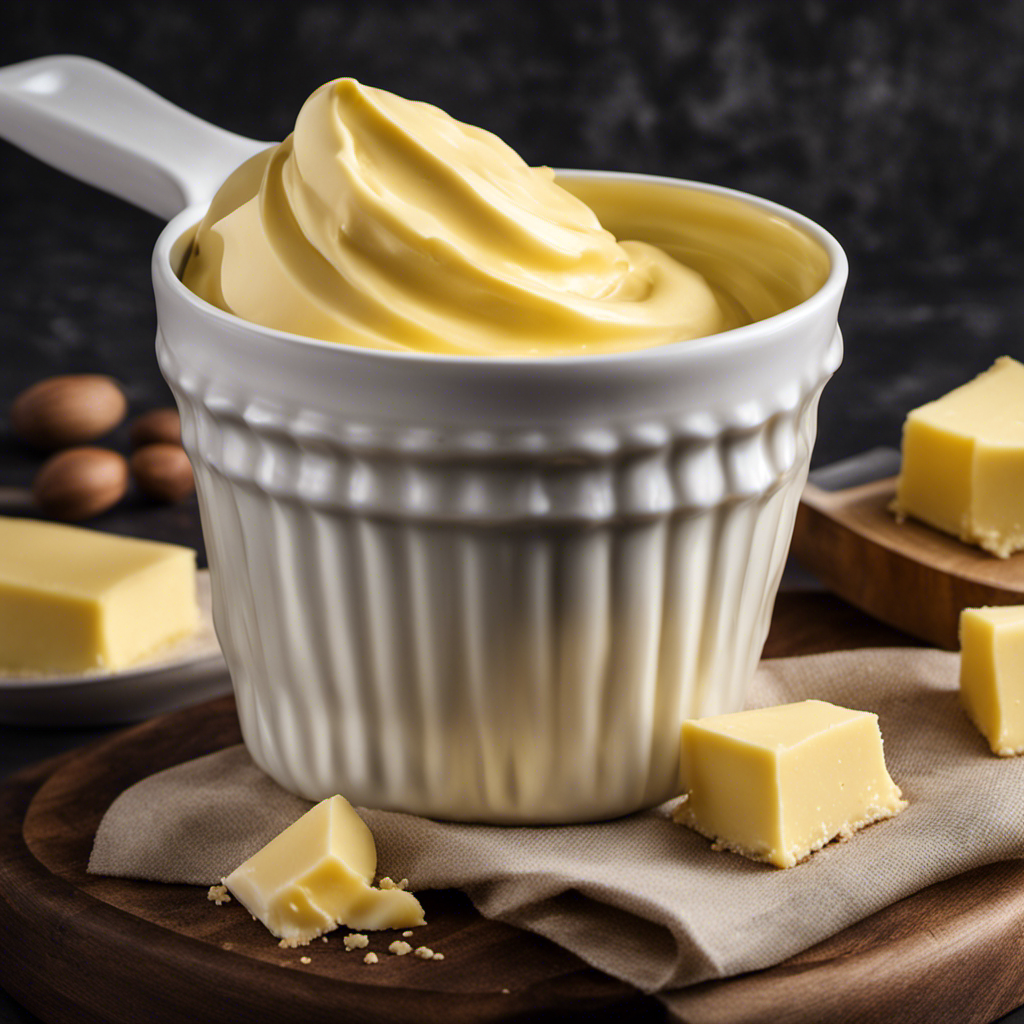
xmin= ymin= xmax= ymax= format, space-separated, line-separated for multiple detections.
xmin=1 ymin=0 xmax=1022 ymax=474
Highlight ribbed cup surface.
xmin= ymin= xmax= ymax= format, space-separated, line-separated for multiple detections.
xmin=161 ymin=333 xmax=836 ymax=822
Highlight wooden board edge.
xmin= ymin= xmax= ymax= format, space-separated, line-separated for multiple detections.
xmin=793 ymin=501 xmax=983 ymax=649
xmin=0 ymin=737 xmax=659 ymax=1024
xmin=0 ymin=761 xmax=411 ymax=1023
xmin=800 ymin=480 xmax=1024 ymax=597
xmin=668 ymin=858 xmax=1024 ymax=1024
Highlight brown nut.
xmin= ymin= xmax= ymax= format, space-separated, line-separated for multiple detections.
xmin=10 ymin=374 xmax=127 ymax=450
xmin=130 ymin=443 xmax=195 ymax=503
xmin=33 ymin=447 xmax=129 ymax=520
xmin=129 ymin=407 xmax=181 ymax=449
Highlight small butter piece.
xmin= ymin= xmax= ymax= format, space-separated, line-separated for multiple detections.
xmin=222 ymin=795 xmax=425 ymax=947
xmin=959 ymin=605 xmax=1024 ymax=756
xmin=0 ymin=517 xmax=198 ymax=673
xmin=206 ymin=884 xmax=231 ymax=905
xmin=894 ymin=356 xmax=1024 ymax=557
xmin=674 ymin=699 xmax=906 ymax=868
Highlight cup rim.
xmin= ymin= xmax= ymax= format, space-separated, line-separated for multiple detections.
xmin=153 ymin=169 xmax=848 ymax=368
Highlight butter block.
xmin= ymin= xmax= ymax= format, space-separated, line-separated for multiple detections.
xmin=0 ymin=517 xmax=197 ymax=674
xmin=894 ymin=356 xmax=1024 ymax=557
xmin=959 ymin=605 xmax=1024 ymax=756
xmin=674 ymin=700 xmax=906 ymax=868
xmin=222 ymin=795 xmax=425 ymax=947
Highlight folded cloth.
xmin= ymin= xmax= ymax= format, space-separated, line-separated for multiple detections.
xmin=89 ymin=648 xmax=1024 ymax=996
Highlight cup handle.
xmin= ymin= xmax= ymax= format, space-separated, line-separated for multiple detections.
xmin=0 ymin=55 xmax=270 ymax=220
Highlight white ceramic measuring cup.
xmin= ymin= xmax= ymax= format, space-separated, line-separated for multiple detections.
xmin=0 ymin=55 xmax=846 ymax=822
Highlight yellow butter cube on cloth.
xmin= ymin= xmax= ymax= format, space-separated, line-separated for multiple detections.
xmin=674 ymin=699 xmax=906 ymax=868
xmin=959 ymin=605 xmax=1024 ymax=756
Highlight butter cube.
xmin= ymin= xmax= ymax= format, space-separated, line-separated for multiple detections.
xmin=959 ymin=606 xmax=1024 ymax=756
xmin=894 ymin=356 xmax=1024 ymax=557
xmin=223 ymin=795 xmax=425 ymax=947
xmin=674 ymin=700 xmax=906 ymax=868
xmin=0 ymin=517 xmax=197 ymax=673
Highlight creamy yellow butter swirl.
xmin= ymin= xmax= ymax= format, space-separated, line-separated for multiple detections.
xmin=182 ymin=78 xmax=747 ymax=356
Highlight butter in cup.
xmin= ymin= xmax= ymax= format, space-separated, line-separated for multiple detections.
xmin=180 ymin=78 xmax=827 ymax=358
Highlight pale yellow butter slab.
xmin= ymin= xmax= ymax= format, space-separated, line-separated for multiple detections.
xmin=894 ymin=356 xmax=1024 ymax=558
xmin=222 ymin=795 xmax=425 ymax=947
xmin=674 ymin=699 xmax=906 ymax=868
xmin=0 ymin=517 xmax=197 ymax=674
xmin=959 ymin=605 xmax=1024 ymax=756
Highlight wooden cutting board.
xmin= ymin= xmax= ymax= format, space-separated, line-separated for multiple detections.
xmin=791 ymin=455 xmax=1024 ymax=650
xmin=1 ymin=592 xmax=1023 ymax=1024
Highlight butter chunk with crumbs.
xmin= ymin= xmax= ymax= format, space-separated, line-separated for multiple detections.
xmin=894 ymin=356 xmax=1024 ymax=557
xmin=674 ymin=700 xmax=906 ymax=868
xmin=959 ymin=605 xmax=1024 ymax=756
xmin=0 ymin=517 xmax=197 ymax=673
xmin=222 ymin=795 xmax=425 ymax=947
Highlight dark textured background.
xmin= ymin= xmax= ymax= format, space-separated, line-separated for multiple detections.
xmin=1 ymin=0 xmax=1023 ymax=482
xmin=0 ymin=5 xmax=1023 ymax=1023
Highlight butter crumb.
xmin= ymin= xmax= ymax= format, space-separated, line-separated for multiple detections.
xmin=388 ymin=940 xmax=412 ymax=956
xmin=502 ymin=988 xmax=510 ymax=995
xmin=378 ymin=876 xmax=410 ymax=891
xmin=206 ymin=884 xmax=231 ymax=905
xmin=343 ymin=933 xmax=369 ymax=951
xmin=413 ymin=946 xmax=434 ymax=959
xmin=402 ymin=930 xmax=414 ymax=937
xmin=364 ymin=952 xmax=379 ymax=964
xmin=432 ymin=952 xmax=444 ymax=961
xmin=300 ymin=956 xmax=311 ymax=964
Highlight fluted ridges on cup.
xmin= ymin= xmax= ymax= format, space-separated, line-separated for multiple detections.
xmin=158 ymin=327 xmax=839 ymax=530
xmin=168 ymin=405 xmax=821 ymax=527
xmin=181 ymin=401 xmax=816 ymax=820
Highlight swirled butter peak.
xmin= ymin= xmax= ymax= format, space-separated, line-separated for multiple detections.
xmin=182 ymin=78 xmax=749 ymax=356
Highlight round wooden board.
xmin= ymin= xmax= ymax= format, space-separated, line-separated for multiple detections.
xmin=1 ymin=593 xmax=1023 ymax=1024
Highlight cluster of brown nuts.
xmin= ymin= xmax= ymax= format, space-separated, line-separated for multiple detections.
xmin=9 ymin=374 xmax=195 ymax=521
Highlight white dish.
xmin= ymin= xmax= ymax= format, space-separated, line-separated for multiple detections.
xmin=0 ymin=57 xmax=847 ymax=820
xmin=0 ymin=569 xmax=230 ymax=725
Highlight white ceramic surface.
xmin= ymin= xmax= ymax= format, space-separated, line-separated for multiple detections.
xmin=0 ymin=571 xmax=229 ymax=726
xmin=0 ymin=56 xmax=847 ymax=821
xmin=0 ymin=56 xmax=267 ymax=216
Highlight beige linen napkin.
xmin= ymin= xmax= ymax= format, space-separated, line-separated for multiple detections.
xmin=89 ymin=648 xmax=1024 ymax=997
